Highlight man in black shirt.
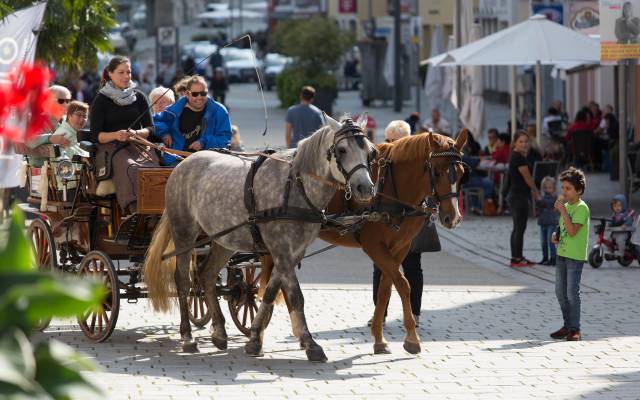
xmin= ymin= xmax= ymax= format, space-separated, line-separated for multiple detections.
xmin=180 ymin=107 xmax=205 ymax=151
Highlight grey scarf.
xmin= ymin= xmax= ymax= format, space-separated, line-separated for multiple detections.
xmin=99 ymin=81 xmax=138 ymax=106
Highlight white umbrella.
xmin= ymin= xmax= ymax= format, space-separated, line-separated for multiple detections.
xmin=459 ymin=24 xmax=485 ymax=140
xmin=424 ymin=25 xmax=446 ymax=115
xmin=421 ymin=14 xmax=600 ymax=144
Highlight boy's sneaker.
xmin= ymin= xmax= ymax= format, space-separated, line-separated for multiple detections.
xmin=550 ymin=327 xmax=570 ymax=339
xmin=523 ymin=258 xmax=536 ymax=266
xmin=566 ymin=330 xmax=582 ymax=341
xmin=539 ymin=258 xmax=549 ymax=265
xmin=510 ymin=258 xmax=530 ymax=267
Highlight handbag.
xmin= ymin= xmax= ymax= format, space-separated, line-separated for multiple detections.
xmin=95 ymin=147 xmax=112 ymax=181
xmin=409 ymin=220 xmax=441 ymax=253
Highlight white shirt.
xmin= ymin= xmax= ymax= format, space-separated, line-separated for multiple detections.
xmin=422 ymin=117 xmax=451 ymax=135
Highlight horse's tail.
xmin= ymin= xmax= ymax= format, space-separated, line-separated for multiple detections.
xmin=144 ymin=211 xmax=177 ymax=312
xmin=258 ymin=255 xmax=284 ymax=305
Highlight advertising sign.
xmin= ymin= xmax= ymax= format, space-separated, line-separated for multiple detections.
xmin=568 ymin=0 xmax=600 ymax=35
xmin=600 ymin=0 xmax=640 ymax=62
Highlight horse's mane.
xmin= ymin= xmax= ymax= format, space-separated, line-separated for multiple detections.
xmin=291 ymin=124 xmax=332 ymax=175
xmin=379 ymin=132 xmax=453 ymax=163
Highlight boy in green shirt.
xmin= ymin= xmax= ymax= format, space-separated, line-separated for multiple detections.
xmin=550 ymin=167 xmax=589 ymax=341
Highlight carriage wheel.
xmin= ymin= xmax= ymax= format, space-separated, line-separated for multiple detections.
xmin=27 ymin=219 xmax=57 ymax=331
xmin=77 ymin=251 xmax=120 ymax=342
xmin=188 ymin=263 xmax=212 ymax=328
xmin=228 ymin=264 xmax=269 ymax=337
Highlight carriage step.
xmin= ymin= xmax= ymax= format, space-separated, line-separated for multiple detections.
xmin=114 ymin=214 xmax=140 ymax=243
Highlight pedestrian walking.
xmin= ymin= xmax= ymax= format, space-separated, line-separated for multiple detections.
xmin=284 ymin=86 xmax=324 ymax=148
xmin=536 ymin=176 xmax=559 ymax=265
xmin=508 ymin=131 xmax=541 ymax=267
xmin=550 ymin=167 xmax=589 ymax=341
xmin=210 ymin=67 xmax=229 ymax=106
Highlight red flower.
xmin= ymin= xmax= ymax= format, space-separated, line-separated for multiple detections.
xmin=0 ymin=63 xmax=61 ymax=144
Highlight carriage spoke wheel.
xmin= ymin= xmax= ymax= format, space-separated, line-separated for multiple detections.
xmin=77 ymin=251 xmax=120 ymax=342
xmin=188 ymin=260 xmax=212 ymax=328
xmin=228 ymin=264 xmax=269 ymax=337
xmin=27 ymin=219 xmax=57 ymax=332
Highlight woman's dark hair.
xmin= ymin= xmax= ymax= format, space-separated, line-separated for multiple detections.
xmin=559 ymin=167 xmax=586 ymax=195
xmin=511 ymin=130 xmax=529 ymax=149
xmin=574 ymin=109 xmax=588 ymax=122
xmin=548 ymin=107 xmax=559 ymax=116
xmin=101 ymin=55 xmax=131 ymax=87
xmin=498 ymin=133 xmax=510 ymax=145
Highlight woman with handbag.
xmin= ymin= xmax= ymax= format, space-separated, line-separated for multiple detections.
xmin=89 ymin=56 xmax=159 ymax=214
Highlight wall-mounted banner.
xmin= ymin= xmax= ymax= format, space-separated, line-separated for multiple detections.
xmin=600 ymin=0 xmax=640 ymax=62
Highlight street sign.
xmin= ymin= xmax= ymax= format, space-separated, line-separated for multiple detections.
xmin=157 ymin=27 xmax=176 ymax=46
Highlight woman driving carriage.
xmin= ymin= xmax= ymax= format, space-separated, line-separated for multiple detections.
xmin=153 ymin=75 xmax=231 ymax=166
xmin=89 ymin=56 xmax=160 ymax=214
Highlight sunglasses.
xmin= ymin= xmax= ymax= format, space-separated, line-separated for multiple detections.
xmin=189 ymin=91 xmax=207 ymax=97
xmin=57 ymin=98 xmax=71 ymax=104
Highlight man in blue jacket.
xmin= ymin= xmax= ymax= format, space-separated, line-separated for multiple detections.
xmin=154 ymin=75 xmax=231 ymax=165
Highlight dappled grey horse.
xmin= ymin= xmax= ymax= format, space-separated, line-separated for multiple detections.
xmin=144 ymin=114 xmax=376 ymax=361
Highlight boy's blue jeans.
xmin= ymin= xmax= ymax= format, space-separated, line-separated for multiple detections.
xmin=555 ymin=256 xmax=584 ymax=331
xmin=540 ymin=224 xmax=558 ymax=260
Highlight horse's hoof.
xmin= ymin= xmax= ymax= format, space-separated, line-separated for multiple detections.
xmin=245 ymin=341 xmax=263 ymax=357
xmin=373 ymin=343 xmax=391 ymax=354
xmin=306 ymin=347 xmax=328 ymax=363
xmin=211 ymin=336 xmax=228 ymax=350
xmin=403 ymin=340 xmax=421 ymax=355
xmin=182 ymin=341 xmax=199 ymax=353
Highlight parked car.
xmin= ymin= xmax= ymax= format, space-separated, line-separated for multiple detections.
xmin=261 ymin=53 xmax=292 ymax=91
xmin=132 ymin=4 xmax=146 ymax=29
xmin=109 ymin=24 xmax=128 ymax=53
xmin=221 ymin=48 xmax=261 ymax=83
xmin=192 ymin=43 xmax=219 ymax=75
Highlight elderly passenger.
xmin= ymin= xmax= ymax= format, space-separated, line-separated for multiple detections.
xmin=149 ymin=86 xmax=176 ymax=114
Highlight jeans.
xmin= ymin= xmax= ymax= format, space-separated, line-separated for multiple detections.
xmin=509 ymin=194 xmax=530 ymax=259
xmin=540 ymin=224 xmax=558 ymax=260
xmin=555 ymin=256 xmax=584 ymax=331
xmin=373 ymin=251 xmax=423 ymax=316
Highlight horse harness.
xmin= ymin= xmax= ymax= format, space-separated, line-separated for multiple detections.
xmin=334 ymin=134 xmax=470 ymax=240
xmin=244 ymin=119 xmax=371 ymax=253
xmin=161 ymin=119 xmax=372 ymax=260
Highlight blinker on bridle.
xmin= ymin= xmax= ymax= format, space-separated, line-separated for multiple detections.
xmin=424 ymin=133 xmax=470 ymax=203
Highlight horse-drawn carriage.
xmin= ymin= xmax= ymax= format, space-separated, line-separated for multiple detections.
xmin=21 ymin=115 xmax=469 ymax=361
xmin=21 ymin=133 xmax=261 ymax=342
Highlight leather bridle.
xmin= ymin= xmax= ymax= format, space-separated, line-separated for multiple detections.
xmin=424 ymin=132 xmax=470 ymax=203
xmin=326 ymin=118 xmax=376 ymax=200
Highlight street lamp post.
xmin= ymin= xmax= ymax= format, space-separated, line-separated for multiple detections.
xmin=393 ymin=0 xmax=402 ymax=112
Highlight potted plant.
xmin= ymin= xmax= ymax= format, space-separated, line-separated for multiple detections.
xmin=272 ymin=16 xmax=354 ymax=115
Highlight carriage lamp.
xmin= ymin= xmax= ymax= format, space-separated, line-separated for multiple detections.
xmin=56 ymin=156 xmax=75 ymax=202
xmin=56 ymin=157 xmax=75 ymax=180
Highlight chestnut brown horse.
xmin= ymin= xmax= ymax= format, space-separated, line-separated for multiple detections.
xmin=259 ymin=130 xmax=468 ymax=355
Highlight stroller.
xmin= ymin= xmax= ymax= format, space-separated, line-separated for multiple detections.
xmin=588 ymin=216 xmax=639 ymax=268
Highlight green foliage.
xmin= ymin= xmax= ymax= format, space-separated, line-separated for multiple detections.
xmin=276 ymin=68 xmax=338 ymax=108
xmin=3 ymin=0 xmax=117 ymax=73
xmin=0 ymin=206 xmax=105 ymax=399
xmin=273 ymin=16 xmax=353 ymax=108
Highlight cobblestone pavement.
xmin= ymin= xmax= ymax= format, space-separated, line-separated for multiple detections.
xmin=36 ymin=239 xmax=640 ymax=399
